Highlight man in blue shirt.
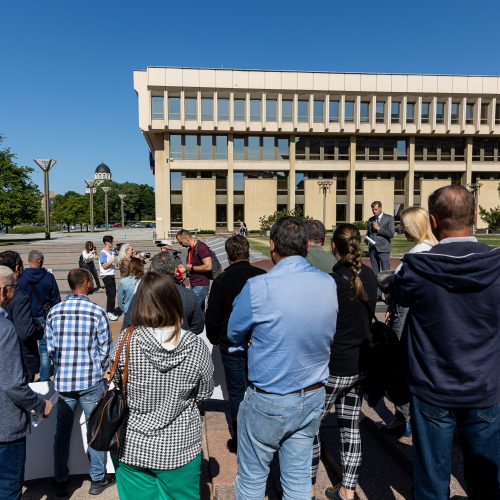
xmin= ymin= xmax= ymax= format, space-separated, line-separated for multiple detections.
xmin=228 ymin=216 xmax=337 ymax=499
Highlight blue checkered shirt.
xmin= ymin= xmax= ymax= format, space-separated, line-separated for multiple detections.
xmin=46 ymin=294 xmax=111 ymax=392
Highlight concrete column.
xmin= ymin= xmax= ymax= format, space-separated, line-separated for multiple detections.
xmin=180 ymin=90 xmax=185 ymax=126
xmin=213 ymin=91 xmax=218 ymax=127
xmin=406 ymin=136 xmax=415 ymax=208
xmin=491 ymin=97 xmax=497 ymax=134
xmin=325 ymin=94 xmax=330 ymax=130
xmin=164 ymin=90 xmax=168 ymax=128
xmin=153 ymin=134 xmax=169 ymax=239
xmin=464 ymin=137 xmax=473 ymax=186
xmin=431 ymin=96 xmax=437 ymax=131
xmin=197 ymin=91 xmax=202 ymax=128
xmin=227 ymin=134 xmax=234 ymax=232
xmin=401 ymin=95 xmax=407 ymax=130
xmin=289 ymin=135 xmax=296 ymax=210
xmin=347 ymin=135 xmax=356 ymax=222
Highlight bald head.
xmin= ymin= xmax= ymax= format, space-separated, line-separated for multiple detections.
xmin=428 ymin=185 xmax=475 ymax=239
xmin=0 ymin=265 xmax=16 ymax=307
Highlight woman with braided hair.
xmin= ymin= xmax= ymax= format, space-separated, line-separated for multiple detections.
xmin=311 ymin=223 xmax=377 ymax=500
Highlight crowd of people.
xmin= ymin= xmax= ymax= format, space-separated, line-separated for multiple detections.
xmin=0 ymin=184 xmax=499 ymax=500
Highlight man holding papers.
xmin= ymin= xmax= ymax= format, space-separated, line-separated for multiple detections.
xmin=366 ymin=200 xmax=395 ymax=273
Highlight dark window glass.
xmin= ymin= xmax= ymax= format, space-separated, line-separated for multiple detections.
xmin=345 ymin=101 xmax=354 ymax=122
xmin=200 ymin=171 xmax=212 ymax=179
xmin=421 ymin=102 xmax=430 ymax=123
xmin=201 ymin=98 xmax=213 ymax=121
xmin=397 ymin=140 xmax=407 ymax=159
xmin=295 ymin=136 xmax=306 ymax=160
xmin=277 ymin=172 xmax=288 ymax=195
xmin=329 ymin=100 xmax=339 ymax=122
xmin=234 ymin=173 xmax=244 ymax=192
xmin=309 ymin=137 xmax=320 ymax=160
xmin=336 ymin=204 xmax=347 ymax=222
xmin=266 ymin=99 xmax=277 ymax=122
xmin=313 ymin=100 xmax=324 ymax=123
xmin=215 ymin=136 xmax=227 ymax=159
xmin=496 ymin=104 xmax=500 ymax=125
xmin=168 ymin=97 xmax=180 ymax=120
xmin=248 ymin=136 xmax=260 ymax=160
xmin=298 ymin=100 xmax=308 ymax=122
xmin=481 ymin=103 xmax=489 ymax=124
xmin=436 ymin=102 xmax=445 ymax=124
xmin=406 ymin=102 xmax=415 ymax=123
xmin=451 ymin=103 xmax=459 ymax=124
xmin=360 ymin=102 xmax=370 ymax=123
xmin=295 ymin=172 xmax=304 ymax=193
xmin=215 ymin=172 xmax=227 ymax=193
xmin=216 ymin=204 xmax=227 ymax=227
xmin=171 ymin=204 xmax=182 ymax=226
xmin=185 ymin=171 xmax=197 ymax=179
xmin=200 ymin=136 xmax=213 ymax=160
xmin=170 ymin=171 xmax=182 ymax=191
xmin=376 ymin=101 xmax=385 ymax=123
xmin=152 ymin=96 xmax=164 ymax=120
xmin=336 ymin=173 xmax=347 ymax=193
xmin=234 ymin=204 xmax=244 ymax=221
xmin=282 ymin=100 xmax=293 ymax=122
xmin=278 ymin=138 xmax=289 ymax=160
xmin=234 ymin=137 xmax=245 ymax=160
xmin=218 ymin=98 xmax=229 ymax=121
xmin=170 ymin=135 xmax=182 ymax=159
xmin=185 ymin=97 xmax=197 ymax=120
xmin=391 ymin=102 xmax=400 ymax=123
xmin=234 ymin=99 xmax=245 ymax=121
xmin=185 ymin=135 xmax=197 ymax=159
xmin=355 ymin=204 xmax=363 ymax=221
xmin=250 ymin=99 xmax=261 ymax=122
xmin=263 ymin=136 xmax=275 ymax=160
xmin=466 ymin=103 xmax=474 ymax=124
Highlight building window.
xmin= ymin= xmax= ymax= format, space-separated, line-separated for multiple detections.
xmin=496 ymin=103 xmax=500 ymax=125
xmin=185 ymin=135 xmax=197 ymax=159
xmin=472 ymin=139 xmax=500 ymax=161
xmin=171 ymin=204 xmax=182 ymax=227
xmin=336 ymin=204 xmax=347 ymax=222
xmin=481 ymin=103 xmax=489 ymax=125
xmin=216 ymin=172 xmax=227 ymax=194
xmin=151 ymin=96 xmax=164 ymax=120
xmin=277 ymin=172 xmax=288 ymax=195
xmin=218 ymin=98 xmax=229 ymax=121
xmin=216 ymin=204 xmax=227 ymax=227
xmin=296 ymin=136 xmax=348 ymax=161
xmin=170 ymin=172 xmax=182 ymax=194
xmin=295 ymin=172 xmax=304 ymax=194
xmin=234 ymin=137 xmax=245 ymax=160
xmin=298 ymin=100 xmax=309 ymax=122
xmin=355 ymin=204 xmax=363 ymax=221
xmin=329 ymin=100 xmax=339 ymax=122
xmin=200 ymin=135 xmax=213 ymax=160
xmin=266 ymin=99 xmax=277 ymax=122
xmin=313 ymin=100 xmax=324 ymax=123
xmin=185 ymin=97 xmax=197 ymax=121
xmin=376 ymin=100 xmax=385 ymax=123
xmin=234 ymin=98 xmax=245 ymax=121
xmin=421 ymin=102 xmax=430 ymax=124
xmin=466 ymin=103 xmax=474 ymax=124
xmin=336 ymin=173 xmax=347 ymax=194
xmin=250 ymin=98 xmax=261 ymax=122
xmin=215 ymin=136 xmax=227 ymax=159
xmin=278 ymin=138 xmax=289 ymax=160
xmin=436 ymin=102 xmax=445 ymax=124
xmin=170 ymin=135 xmax=182 ymax=159
xmin=201 ymin=98 xmax=213 ymax=121
xmin=233 ymin=136 xmax=289 ymax=161
xmin=406 ymin=102 xmax=415 ymax=123
xmin=397 ymin=140 xmax=407 ymax=159
xmin=247 ymin=136 xmax=260 ymax=160
xmin=282 ymin=99 xmax=293 ymax=122
xmin=391 ymin=102 xmax=400 ymax=123
xmin=356 ymin=137 xmax=407 ymax=161
xmin=345 ymin=100 xmax=354 ymax=122
xmin=233 ymin=173 xmax=244 ymax=195
xmin=451 ymin=102 xmax=459 ymax=124
xmin=415 ymin=138 xmax=465 ymax=161
xmin=168 ymin=97 xmax=180 ymax=120
xmin=169 ymin=135 xmax=227 ymax=160
xmin=360 ymin=102 xmax=370 ymax=123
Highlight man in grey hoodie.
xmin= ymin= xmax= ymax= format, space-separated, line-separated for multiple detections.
xmin=0 ymin=265 xmax=52 ymax=500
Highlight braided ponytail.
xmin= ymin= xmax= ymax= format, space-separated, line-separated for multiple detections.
xmin=332 ymin=224 xmax=368 ymax=302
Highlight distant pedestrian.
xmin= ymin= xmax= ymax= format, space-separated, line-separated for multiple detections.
xmin=46 ymin=268 xmax=114 ymax=497
xmin=99 ymin=235 xmax=118 ymax=321
xmin=205 ymin=235 xmax=266 ymax=453
xmin=80 ymin=241 xmax=101 ymax=291
xmin=111 ymin=272 xmax=213 ymax=500
xmin=228 ymin=216 xmax=337 ymax=499
xmin=306 ymin=219 xmax=337 ymax=273
xmin=388 ymin=185 xmax=500 ymax=498
xmin=117 ymin=257 xmax=144 ymax=314
xmin=0 ymin=265 xmax=53 ymax=500
xmin=19 ymin=250 xmax=61 ymax=382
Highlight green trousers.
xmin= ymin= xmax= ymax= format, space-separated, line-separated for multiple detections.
xmin=112 ymin=453 xmax=201 ymax=500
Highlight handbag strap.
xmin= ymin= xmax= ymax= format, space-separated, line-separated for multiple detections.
xmin=107 ymin=326 xmax=134 ymax=391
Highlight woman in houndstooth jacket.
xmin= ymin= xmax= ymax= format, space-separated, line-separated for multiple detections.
xmin=110 ymin=272 xmax=214 ymax=499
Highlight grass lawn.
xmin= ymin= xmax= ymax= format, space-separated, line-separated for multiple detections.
xmin=248 ymin=234 xmax=500 ymax=259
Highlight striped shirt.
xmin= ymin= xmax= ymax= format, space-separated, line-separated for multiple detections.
xmin=46 ymin=294 xmax=111 ymax=392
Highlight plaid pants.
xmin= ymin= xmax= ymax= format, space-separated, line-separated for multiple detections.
xmin=311 ymin=373 xmax=363 ymax=490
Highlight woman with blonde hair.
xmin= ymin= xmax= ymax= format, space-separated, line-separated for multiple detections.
xmin=117 ymin=257 xmax=144 ymax=313
xmin=399 ymin=206 xmax=437 ymax=258
xmin=116 ymin=243 xmax=134 ymax=276
xmin=311 ymin=224 xmax=378 ymax=500
xmin=110 ymin=272 xmax=213 ymax=499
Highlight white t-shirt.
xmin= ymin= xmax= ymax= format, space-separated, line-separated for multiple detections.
xmin=99 ymin=248 xmax=115 ymax=277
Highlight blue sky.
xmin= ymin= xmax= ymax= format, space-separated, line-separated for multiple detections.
xmin=1 ymin=0 xmax=499 ymax=195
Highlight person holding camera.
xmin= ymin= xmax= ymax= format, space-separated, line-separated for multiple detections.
xmin=99 ymin=235 xmax=118 ymax=321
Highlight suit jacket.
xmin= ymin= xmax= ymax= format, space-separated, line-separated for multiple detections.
xmin=366 ymin=213 xmax=395 ymax=253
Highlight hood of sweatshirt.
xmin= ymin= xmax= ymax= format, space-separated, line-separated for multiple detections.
xmin=402 ymin=242 xmax=500 ymax=292
xmin=136 ymin=326 xmax=196 ymax=372
xmin=21 ymin=268 xmax=49 ymax=285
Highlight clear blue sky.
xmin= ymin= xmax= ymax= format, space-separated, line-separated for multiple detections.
xmin=1 ymin=0 xmax=499 ymax=195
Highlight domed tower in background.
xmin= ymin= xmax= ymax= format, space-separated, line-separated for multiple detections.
xmin=94 ymin=162 xmax=112 ymax=185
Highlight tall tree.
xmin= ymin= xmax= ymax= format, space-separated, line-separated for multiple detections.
xmin=52 ymin=191 xmax=88 ymax=231
xmin=0 ymin=135 xmax=42 ymax=232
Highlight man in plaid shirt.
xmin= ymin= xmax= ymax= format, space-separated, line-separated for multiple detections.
xmin=46 ymin=268 xmax=115 ymax=497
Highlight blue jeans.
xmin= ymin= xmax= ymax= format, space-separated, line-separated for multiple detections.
xmin=0 ymin=437 xmax=26 ymax=500
xmin=369 ymin=250 xmax=391 ymax=273
xmin=54 ymin=379 xmax=107 ymax=482
xmin=38 ymin=334 xmax=52 ymax=382
xmin=411 ymin=394 xmax=500 ymax=499
xmin=191 ymin=285 xmax=209 ymax=311
xmin=219 ymin=347 xmax=247 ymax=431
xmin=236 ymin=386 xmax=324 ymax=499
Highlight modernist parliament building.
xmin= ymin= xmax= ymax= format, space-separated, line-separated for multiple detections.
xmin=133 ymin=66 xmax=500 ymax=237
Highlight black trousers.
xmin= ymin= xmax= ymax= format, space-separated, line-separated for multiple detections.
xmin=102 ymin=275 xmax=116 ymax=313
xmin=86 ymin=261 xmax=101 ymax=288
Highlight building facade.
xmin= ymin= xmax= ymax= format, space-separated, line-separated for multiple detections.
xmin=133 ymin=67 xmax=500 ymax=237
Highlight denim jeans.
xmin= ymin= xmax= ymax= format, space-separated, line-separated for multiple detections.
xmin=411 ymin=394 xmax=500 ymax=499
xmin=38 ymin=333 xmax=52 ymax=382
xmin=219 ymin=347 xmax=247 ymax=432
xmin=236 ymin=386 xmax=324 ymax=499
xmin=191 ymin=285 xmax=209 ymax=311
xmin=0 ymin=437 xmax=26 ymax=500
xmin=54 ymin=379 xmax=107 ymax=482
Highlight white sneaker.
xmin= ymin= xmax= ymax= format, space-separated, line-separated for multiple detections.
xmin=107 ymin=312 xmax=119 ymax=321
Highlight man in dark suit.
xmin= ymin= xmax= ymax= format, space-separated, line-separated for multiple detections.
xmin=366 ymin=200 xmax=395 ymax=273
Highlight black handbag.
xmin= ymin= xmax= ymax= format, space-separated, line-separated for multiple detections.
xmin=87 ymin=326 xmax=134 ymax=452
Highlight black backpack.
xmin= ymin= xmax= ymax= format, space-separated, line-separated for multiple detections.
xmin=194 ymin=242 xmax=223 ymax=280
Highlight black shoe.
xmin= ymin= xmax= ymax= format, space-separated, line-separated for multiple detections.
xmin=53 ymin=479 xmax=69 ymax=497
xmin=226 ymin=437 xmax=237 ymax=453
xmin=382 ymin=416 xmax=406 ymax=435
xmin=89 ymin=474 xmax=116 ymax=495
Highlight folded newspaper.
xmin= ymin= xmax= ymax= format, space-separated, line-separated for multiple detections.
xmin=364 ymin=235 xmax=376 ymax=245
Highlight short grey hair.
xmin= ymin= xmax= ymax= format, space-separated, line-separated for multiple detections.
xmin=149 ymin=251 xmax=181 ymax=276
xmin=0 ymin=265 xmax=15 ymax=284
xmin=28 ymin=250 xmax=44 ymax=263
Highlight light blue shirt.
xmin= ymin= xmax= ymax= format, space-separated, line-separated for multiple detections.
xmin=227 ymin=256 xmax=338 ymax=395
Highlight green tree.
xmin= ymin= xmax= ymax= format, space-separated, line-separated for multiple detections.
xmin=52 ymin=191 xmax=89 ymax=232
xmin=479 ymin=205 xmax=500 ymax=231
xmin=0 ymin=135 xmax=42 ymax=232
xmin=259 ymin=206 xmax=310 ymax=232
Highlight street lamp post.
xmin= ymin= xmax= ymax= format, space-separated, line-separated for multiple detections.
xmin=317 ymin=180 xmax=334 ymax=226
xmin=118 ymin=194 xmax=127 ymax=228
xmin=468 ymin=182 xmax=483 ymax=234
xmin=34 ymin=159 xmax=57 ymax=239
xmin=85 ymin=179 xmax=98 ymax=232
xmin=101 ymin=187 xmax=111 ymax=229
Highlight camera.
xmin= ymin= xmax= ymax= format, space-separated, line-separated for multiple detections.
xmin=135 ymin=251 xmax=151 ymax=260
